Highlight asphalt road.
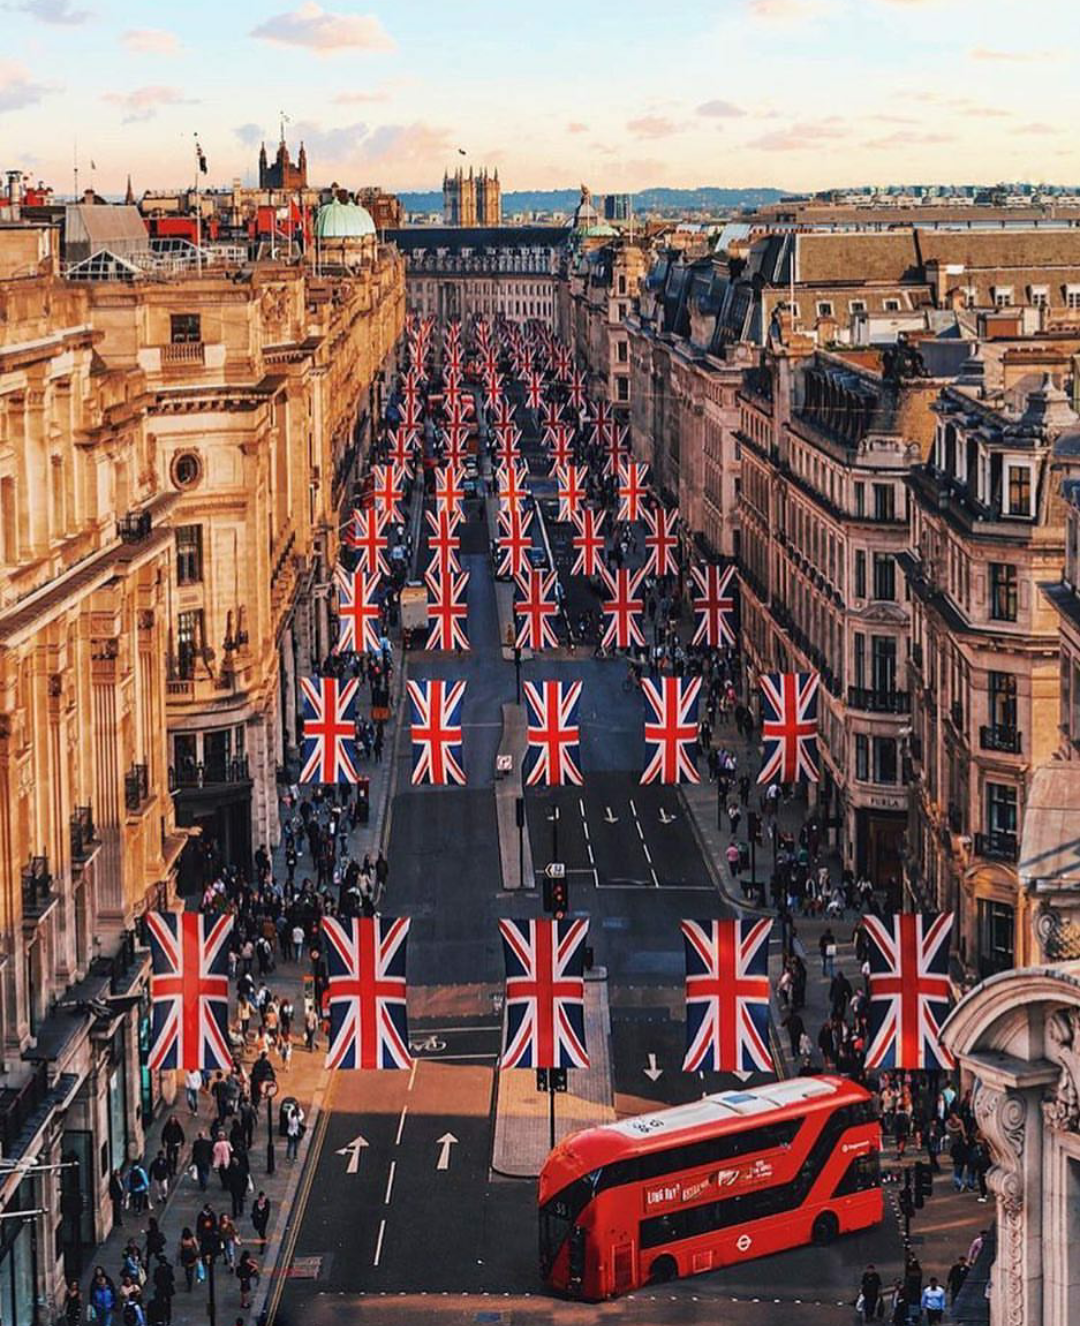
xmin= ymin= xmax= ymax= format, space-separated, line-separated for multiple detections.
xmin=277 ymin=369 xmax=919 ymax=1326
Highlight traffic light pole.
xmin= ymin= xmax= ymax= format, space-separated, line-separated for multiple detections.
xmin=549 ymin=1078 xmax=556 ymax=1152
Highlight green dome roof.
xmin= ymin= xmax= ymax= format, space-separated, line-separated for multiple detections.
xmin=315 ymin=199 xmax=376 ymax=240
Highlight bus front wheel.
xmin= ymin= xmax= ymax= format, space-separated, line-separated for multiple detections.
xmin=649 ymin=1256 xmax=678 ymax=1284
xmin=811 ymin=1212 xmax=839 ymax=1246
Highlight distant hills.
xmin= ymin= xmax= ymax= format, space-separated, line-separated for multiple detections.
xmin=397 ymin=187 xmax=786 ymax=215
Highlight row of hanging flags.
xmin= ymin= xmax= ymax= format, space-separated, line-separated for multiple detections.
xmin=151 ymin=314 xmax=953 ymax=1077
xmin=147 ymin=909 xmax=955 ymax=1075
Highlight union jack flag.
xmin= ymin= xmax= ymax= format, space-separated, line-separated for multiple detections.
xmin=499 ymin=918 xmax=589 ymax=1069
xmin=526 ymin=371 xmax=545 ymax=411
xmin=334 ymin=566 xmax=382 ymax=655
xmin=600 ymin=566 xmax=645 ymax=650
xmin=322 ymin=916 xmax=412 ymax=1070
xmin=372 ymin=463 xmax=405 ymax=524
xmin=495 ymin=425 xmax=522 ymax=467
xmin=556 ymin=464 xmax=587 ymax=522
xmin=692 ymin=564 xmax=737 ymax=648
xmin=567 ymin=369 xmax=586 ymax=413
xmin=407 ymin=678 xmax=466 ymax=785
xmin=442 ymin=422 xmax=471 ymax=464
xmin=589 ymin=400 xmax=615 ymax=448
xmin=347 ymin=507 xmax=389 ymax=578
xmin=523 ymin=680 xmax=583 ymax=786
xmin=424 ymin=570 xmax=470 ymax=651
xmin=758 ymin=671 xmax=819 ymax=785
xmin=514 ymin=567 xmax=559 ymax=650
xmin=539 ymin=398 xmax=560 ymax=430
xmin=643 ymin=506 xmax=679 ymax=577
xmin=388 ymin=428 xmax=417 ymax=473
xmin=497 ymin=462 xmax=529 ymax=512
xmin=434 ymin=464 xmax=465 ymax=520
xmin=617 ymin=462 xmax=649 ymax=524
xmin=426 ymin=507 xmax=461 ymax=578
xmin=682 ymin=918 xmax=774 ymax=1074
xmin=545 ymin=422 xmax=575 ymax=469
xmin=553 ymin=343 xmax=572 ymax=381
xmin=863 ymin=913 xmax=955 ymax=1071
xmin=641 ymin=677 xmax=701 ymax=784
xmin=603 ymin=427 xmax=630 ymax=478
xmin=146 ymin=911 xmax=233 ymax=1071
xmin=497 ymin=506 xmax=533 ymax=579
xmin=300 ymin=676 xmax=359 ymax=783
xmin=572 ymin=507 xmax=605 ymax=577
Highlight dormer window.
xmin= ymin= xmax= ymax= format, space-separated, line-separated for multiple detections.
xmin=1005 ymin=462 xmax=1034 ymax=518
xmin=816 ymin=301 xmax=834 ymax=318
xmin=1029 ymin=285 xmax=1049 ymax=309
xmin=992 ymin=286 xmax=1014 ymax=309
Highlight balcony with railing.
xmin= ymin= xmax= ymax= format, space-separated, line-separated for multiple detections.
xmin=117 ymin=510 xmax=153 ymax=543
xmin=169 ymin=755 xmax=251 ymax=792
xmin=70 ymin=805 xmax=97 ymax=863
xmin=21 ymin=856 xmax=54 ymax=924
xmin=847 ymin=687 xmax=911 ymax=714
xmin=161 ymin=340 xmax=206 ymax=366
xmin=124 ymin=763 xmax=150 ymax=814
xmin=979 ymin=725 xmax=1022 ymax=755
xmin=975 ymin=830 xmax=1020 ymax=863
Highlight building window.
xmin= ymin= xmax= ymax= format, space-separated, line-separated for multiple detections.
xmin=872 ymin=483 xmax=895 ymax=521
xmin=855 ymin=733 xmax=869 ymax=781
xmin=873 ymin=736 xmax=898 ymax=784
xmin=992 ymin=287 xmax=1013 ymax=309
xmin=1029 ymin=286 xmax=1049 ymax=309
xmin=854 ymin=482 xmax=865 ymax=517
xmin=170 ymin=313 xmax=202 ymax=344
xmin=1067 ymin=286 xmax=1080 ymax=311
xmin=1006 ymin=464 xmax=1032 ymax=517
xmin=615 ymin=376 xmax=629 ymax=402
xmin=816 ymin=301 xmax=834 ymax=318
xmin=990 ymin=562 xmax=1018 ymax=621
xmin=618 ymin=274 xmax=627 ymax=295
xmin=989 ymin=671 xmax=1017 ymax=731
xmin=171 ymin=451 xmax=202 ymax=489
xmin=855 ymin=549 xmax=867 ymax=599
xmin=987 ymin=781 xmax=1018 ymax=837
xmin=849 ymin=300 xmax=867 ymax=315
xmin=617 ymin=340 xmax=628 ymax=363
xmin=871 ymin=635 xmax=897 ymax=693
xmin=872 ymin=553 xmax=895 ymax=601
xmin=884 ymin=298 xmax=901 ymax=313
xmin=175 ymin=524 xmax=203 ymax=585
xmin=176 ymin=609 xmax=204 ymax=680
xmin=0 ymin=476 xmax=16 ymax=562
xmin=977 ymin=899 xmax=1014 ymax=976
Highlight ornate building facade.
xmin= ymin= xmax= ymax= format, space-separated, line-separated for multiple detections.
xmin=258 ymin=135 xmax=308 ymax=190
xmin=393 ymin=225 xmax=559 ymax=324
xmin=0 ymin=210 xmax=404 ymax=1315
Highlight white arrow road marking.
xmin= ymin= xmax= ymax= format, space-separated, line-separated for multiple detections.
xmin=603 ymin=807 xmax=619 ymax=824
xmin=435 ymin=1133 xmax=458 ymax=1171
xmin=336 ymin=1135 xmax=369 ymax=1175
xmin=659 ymin=808 xmax=676 ymax=824
xmin=644 ymin=1053 xmax=663 ymax=1082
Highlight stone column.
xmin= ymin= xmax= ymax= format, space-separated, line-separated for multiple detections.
xmin=281 ymin=625 xmax=297 ymax=753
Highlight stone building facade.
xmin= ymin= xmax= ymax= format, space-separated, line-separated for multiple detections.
xmin=392 ymin=225 xmax=560 ymax=324
xmin=0 ymin=216 xmax=404 ymax=1315
xmin=903 ymin=370 xmax=1080 ymax=978
xmin=442 ymin=167 xmax=501 ymax=227
xmin=561 ymin=237 xmax=649 ymax=421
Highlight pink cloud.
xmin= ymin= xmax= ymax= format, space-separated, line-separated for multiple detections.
xmin=567 ymin=121 xmax=588 ymax=134
xmin=122 ymin=28 xmax=182 ymax=55
xmin=102 ymin=85 xmax=196 ymax=123
xmin=626 ymin=115 xmax=680 ymax=139
xmin=745 ymin=120 xmax=848 ymax=151
xmin=970 ymin=46 xmax=1053 ymax=62
xmin=251 ymin=3 xmax=394 ymax=55
xmin=0 ymin=60 xmax=53 ymax=111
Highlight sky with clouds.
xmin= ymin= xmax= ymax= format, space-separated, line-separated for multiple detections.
xmin=3 ymin=0 xmax=1077 ymax=196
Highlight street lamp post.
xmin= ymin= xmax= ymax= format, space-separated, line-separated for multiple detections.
xmin=264 ymin=1080 xmax=279 ymax=1176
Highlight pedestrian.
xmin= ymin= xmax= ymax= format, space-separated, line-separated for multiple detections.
xmin=149 ymin=1149 xmax=170 ymax=1205
xmin=236 ymin=1251 xmax=260 ymax=1310
xmin=162 ymin=1116 xmax=185 ymax=1177
xmin=858 ymin=1263 xmax=882 ymax=1323
xmin=921 ymin=1276 xmax=947 ymax=1324
xmin=227 ymin=1156 xmax=248 ymax=1218
xmin=783 ymin=1010 xmax=805 ymax=1059
xmin=725 ymin=841 xmax=740 ymax=878
xmin=63 ymin=1279 xmax=83 ymax=1326
xmin=947 ymin=1254 xmax=969 ymax=1303
xmin=89 ymin=1267 xmax=118 ymax=1326
xmin=967 ymin=1229 xmax=987 ymax=1267
xmin=251 ymin=1191 xmax=271 ymax=1243
xmin=969 ymin=1134 xmax=991 ymax=1200
xmin=109 ymin=1169 xmax=126 ymax=1229
xmin=212 ymin=1132 xmax=232 ymax=1189
xmin=280 ymin=997 xmax=294 ymax=1041
xmin=218 ymin=1212 xmax=240 ymax=1269
xmin=819 ymin=927 xmax=836 ymax=978
xmin=191 ymin=1130 xmax=213 ymax=1192
xmin=127 ymin=1161 xmax=150 ymax=1214
xmin=145 ymin=1216 xmax=167 ymax=1266
xmin=291 ymin=922 xmax=306 ymax=964
xmin=178 ymin=1229 xmax=199 ymax=1292
xmin=151 ymin=1256 xmax=175 ymax=1325
xmin=237 ymin=994 xmax=253 ymax=1043
xmin=286 ymin=1104 xmax=305 ymax=1161
xmin=184 ymin=1068 xmax=201 ymax=1116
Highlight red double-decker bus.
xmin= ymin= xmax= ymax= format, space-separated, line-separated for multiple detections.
xmin=539 ymin=1076 xmax=881 ymax=1300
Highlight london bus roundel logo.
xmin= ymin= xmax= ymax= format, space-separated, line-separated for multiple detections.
xmin=736 ymin=1234 xmax=752 ymax=1253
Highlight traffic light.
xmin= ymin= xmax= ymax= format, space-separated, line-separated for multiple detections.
xmin=542 ymin=874 xmax=569 ymax=917
xmin=914 ymin=1160 xmax=933 ymax=1208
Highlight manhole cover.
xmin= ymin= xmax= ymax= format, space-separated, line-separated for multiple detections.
xmin=284 ymin=1256 xmax=323 ymax=1279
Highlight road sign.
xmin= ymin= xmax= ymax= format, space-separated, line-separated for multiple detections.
xmin=335 ymin=1135 xmax=369 ymax=1175
xmin=496 ymin=754 xmax=513 ymax=774
xmin=545 ymin=862 xmax=565 ymax=879
xmin=435 ymin=1133 xmax=458 ymax=1171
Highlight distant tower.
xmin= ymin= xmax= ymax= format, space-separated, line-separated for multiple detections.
xmin=259 ymin=143 xmax=269 ymax=186
xmin=260 ymin=135 xmax=306 ymax=190
xmin=443 ymin=164 xmax=499 ymax=226
xmin=124 ymin=174 xmax=135 ymax=206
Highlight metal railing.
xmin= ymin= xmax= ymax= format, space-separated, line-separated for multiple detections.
xmin=980 ymin=725 xmax=1022 ymax=754
xmin=124 ymin=763 xmax=149 ymax=813
xmin=847 ymin=687 xmax=911 ymax=714
xmin=117 ymin=510 xmax=152 ymax=543
xmin=169 ymin=756 xmax=251 ymax=791
xmin=70 ymin=806 xmax=96 ymax=861
xmin=21 ymin=856 xmax=53 ymax=916
xmin=975 ymin=830 xmax=1019 ymax=863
